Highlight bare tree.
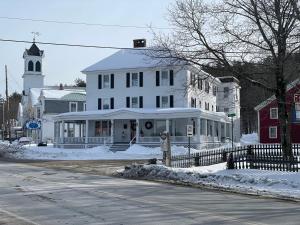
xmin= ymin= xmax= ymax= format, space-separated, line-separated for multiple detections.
xmin=150 ymin=0 xmax=300 ymax=157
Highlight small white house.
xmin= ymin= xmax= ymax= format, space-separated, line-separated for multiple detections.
xmin=54 ymin=39 xmax=241 ymax=148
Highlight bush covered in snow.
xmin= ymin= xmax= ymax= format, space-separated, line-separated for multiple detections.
xmin=0 ymin=143 xmax=25 ymax=158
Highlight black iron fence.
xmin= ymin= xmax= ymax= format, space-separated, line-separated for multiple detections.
xmin=171 ymin=144 xmax=300 ymax=172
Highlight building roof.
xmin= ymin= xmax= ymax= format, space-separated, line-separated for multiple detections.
xmin=54 ymin=108 xmax=229 ymax=122
xmin=254 ymin=78 xmax=300 ymax=111
xmin=82 ymin=48 xmax=186 ymax=73
xmin=25 ymin=43 xmax=44 ymax=57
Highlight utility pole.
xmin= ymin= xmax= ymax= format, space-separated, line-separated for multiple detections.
xmin=5 ymin=65 xmax=11 ymax=143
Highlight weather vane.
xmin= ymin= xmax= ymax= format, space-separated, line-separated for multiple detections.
xmin=31 ymin=32 xmax=40 ymax=43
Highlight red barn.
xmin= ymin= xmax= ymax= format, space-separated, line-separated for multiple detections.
xmin=255 ymin=79 xmax=300 ymax=143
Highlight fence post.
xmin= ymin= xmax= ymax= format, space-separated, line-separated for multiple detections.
xmin=194 ymin=153 xmax=200 ymax=167
xmin=227 ymin=152 xmax=234 ymax=169
xmin=247 ymin=145 xmax=253 ymax=169
xmin=222 ymin=151 xmax=227 ymax=162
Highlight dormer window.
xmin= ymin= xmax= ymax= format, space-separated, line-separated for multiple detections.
xmin=28 ymin=61 xmax=34 ymax=71
xmin=36 ymin=61 xmax=41 ymax=72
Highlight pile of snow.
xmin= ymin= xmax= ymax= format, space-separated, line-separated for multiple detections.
xmin=240 ymin=133 xmax=259 ymax=145
xmin=117 ymin=163 xmax=300 ymax=200
xmin=6 ymin=144 xmax=204 ymax=160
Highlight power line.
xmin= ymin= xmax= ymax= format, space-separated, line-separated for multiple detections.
xmin=0 ymin=38 xmax=264 ymax=54
xmin=0 ymin=16 xmax=172 ymax=30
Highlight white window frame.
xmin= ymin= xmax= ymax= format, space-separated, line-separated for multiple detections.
xmin=161 ymin=70 xmax=169 ymax=86
xmin=161 ymin=96 xmax=169 ymax=108
xmin=102 ymin=98 xmax=110 ymax=110
xmin=269 ymin=126 xmax=277 ymax=139
xmin=103 ymin=74 xmax=110 ymax=89
xmin=69 ymin=102 xmax=78 ymax=112
xmin=270 ymin=108 xmax=278 ymax=119
xmin=131 ymin=97 xmax=139 ymax=108
xmin=131 ymin=73 xmax=139 ymax=87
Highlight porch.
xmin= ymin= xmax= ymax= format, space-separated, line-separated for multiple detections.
xmin=53 ymin=108 xmax=232 ymax=149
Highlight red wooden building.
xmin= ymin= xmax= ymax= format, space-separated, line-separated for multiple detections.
xmin=255 ymin=79 xmax=300 ymax=143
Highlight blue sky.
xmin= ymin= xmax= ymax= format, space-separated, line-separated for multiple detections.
xmin=0 ymin=0 xmax=175 ymax=97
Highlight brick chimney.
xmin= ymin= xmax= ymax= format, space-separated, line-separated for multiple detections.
xmin=133 ymin=39 xmax=146 ymax=48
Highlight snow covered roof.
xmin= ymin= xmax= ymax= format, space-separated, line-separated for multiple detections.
xmin=41 ymin=89 xmax=86 ymax=100
xmin=54 ymin=108 xmax=229 ymax=122
xmin=82 ymin=48 xmax=187 ymax=73
xmin=254 ymin=78 xmax=300 ymax=111
xmin=29 ymin=88 xmax=86 ymax=106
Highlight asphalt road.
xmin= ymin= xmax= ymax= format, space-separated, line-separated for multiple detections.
xmin=0 ymin=161 xmax=299 ymax=225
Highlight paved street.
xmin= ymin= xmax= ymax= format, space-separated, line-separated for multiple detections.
xmin=0 ymin=161 xmax=299 ymax=225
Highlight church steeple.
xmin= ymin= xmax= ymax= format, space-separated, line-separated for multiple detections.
xmin=22 ymin=42 xmax=45 ymax=96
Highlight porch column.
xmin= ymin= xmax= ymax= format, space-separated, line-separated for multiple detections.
xmin=206 ymin=119 xmax=209 ymax=136
xmin=225 ymin=123 xmax=228 ymax=139
xmin=197 ymin=118 xmax=201 ymax=143
xmin=212 ymin=121 xmax=216 ymax=142
xmin=218 ymin=122 xmax=222 ymax=141
xmin=60 ymin=121 xmax=65 ymax=144
xmin=166 ymin=119 xmax=170 ymax=133
xmin=110 ymin=119 xmax=114 ymax=143
xmin=136 ymin=119 xmax=139 ymax=143
xmin=85 ymin=120 xmax=89 ymax=147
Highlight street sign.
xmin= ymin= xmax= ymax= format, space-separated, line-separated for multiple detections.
xmin=227 ymin=113 xmax=236 ymax=117
xmin=26 ymin=120 xmax=41 ymax=130
xmin=187 ymin=125 xmax=193 ymax=137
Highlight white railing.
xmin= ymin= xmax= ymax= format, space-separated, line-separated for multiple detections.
xmin=54 ymin=137 xmax=112 ymax=144
xmin=138 ymin=136 xmax=199 ymax=143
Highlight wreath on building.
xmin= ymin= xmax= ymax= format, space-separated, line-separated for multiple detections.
xmin=145 ymin=121 xmax=153 ymax=130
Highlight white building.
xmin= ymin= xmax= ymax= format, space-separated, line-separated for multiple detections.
xmin=54 ymin=40 xmax=241 ymax=149
xmin=18 ymin=42 xmax=86 ymax=143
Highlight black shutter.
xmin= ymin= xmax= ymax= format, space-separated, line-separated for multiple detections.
xmin=98 ymin=98 xmax=102 ymax=110
xmin=156 ymin=96 xmax=160 ymax=108
xmin=139 ymin=96 xmax=143 ymax=108
xmin=126 ymin=73 xmax=130 ymax=87
xmin=170 ymin=70 xmax=174 ymax=86
xmin=156 ymin=71 xmax=160 ymax=86
xmin=126 ymin=97 xmax=130 ymax=108
xmin=110 ymin=74 xmax=114 ymax=89
xmin=139 ymin=72 xmax=143 ymax=87
xmin=110 ymin=98 xmax=114 ymax=109
xmin=98 ymin=74 xmax=102 ymax=89
xmin=170 ymin=95 xmax=174 ymax=108
xmin=197 ymin=76 xmax=200 ymax=89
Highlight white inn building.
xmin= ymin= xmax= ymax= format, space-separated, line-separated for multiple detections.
xmin=54 ymin=39 xmax=241 ymax=149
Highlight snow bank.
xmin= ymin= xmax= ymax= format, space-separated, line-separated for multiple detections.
xmin=240 ymin=133 xmax=259 ymax=145
xmin=117 ymin=164 xmax=300 ymax=200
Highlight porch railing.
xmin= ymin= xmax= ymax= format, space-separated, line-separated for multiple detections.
xmin=138 ymin=136 xmax=199 ymax=143
xmin=54 ymin=137 xmax=112 ymax=145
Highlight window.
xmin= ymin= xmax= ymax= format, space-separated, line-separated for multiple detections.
xmin=36 ymin=61 xmax=41 ymax=72
xmin=212 ymin=105 xmax=214 ymax=112
xmin=37 ymin=108 xmax=41 ymax=118
xmin=213 ymin=86 xmax=217 ymax=96
xmin=132 ymin=73 xmax=138 ymax=87
xmin=216 ymin=106 xmax=220 ymax=112
xmin=95 ymin=120 xmax=111 ymax=137
xmin=162 ymin=96 xmax=169 ymax=108
xmin=131 ymin=97 xmax=138 ymax=108
xmin=224 ymin=108 xmax=229 ymax=113
xmin=270 ymin=108 xmax=278 ymax=119
xmin=269 ymin=126 xmax=277 ymax=139
xmin=69 ymin=102 xmax=78 ymax=112
xmin=190 ymin=73 xmax=196 ymax=87
xmin=103 ymin=75 xmax=110 ymax=88
xmin=191 ymin=98 xmax=196 ymax=108
xmin=205 ymin=102 xmax=209 ymax=111
xmin=224 ymin=87 xmax=229 ymax=98
xmin=28 ymin=61 xmax=34 ymax=71
xmin=199 ymin=100 xmax=202 ymax=108
xmin=296 ymin=103 xmax=300 ymax=120
xmin=103 ymin=98 xmax=110 ymax=109
xmin=198 ymin=78 xmax=203 ymax=90
xmin=161 ymin=71 xmax=169 ymax=86
xmin=84 ymin=103 xmax=87 ymax=111
xmin=205 ymin=81 xmax=210 ymax=93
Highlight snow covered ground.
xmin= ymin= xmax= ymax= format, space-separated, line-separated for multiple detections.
xmin=117 ymin=163 xmax=300 ymax=200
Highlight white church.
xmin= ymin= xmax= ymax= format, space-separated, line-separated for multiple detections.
xmin=18 ymin=42 xmax=86 ymax=143
xmin=53 ymin=39 xmax=241 ymax=149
